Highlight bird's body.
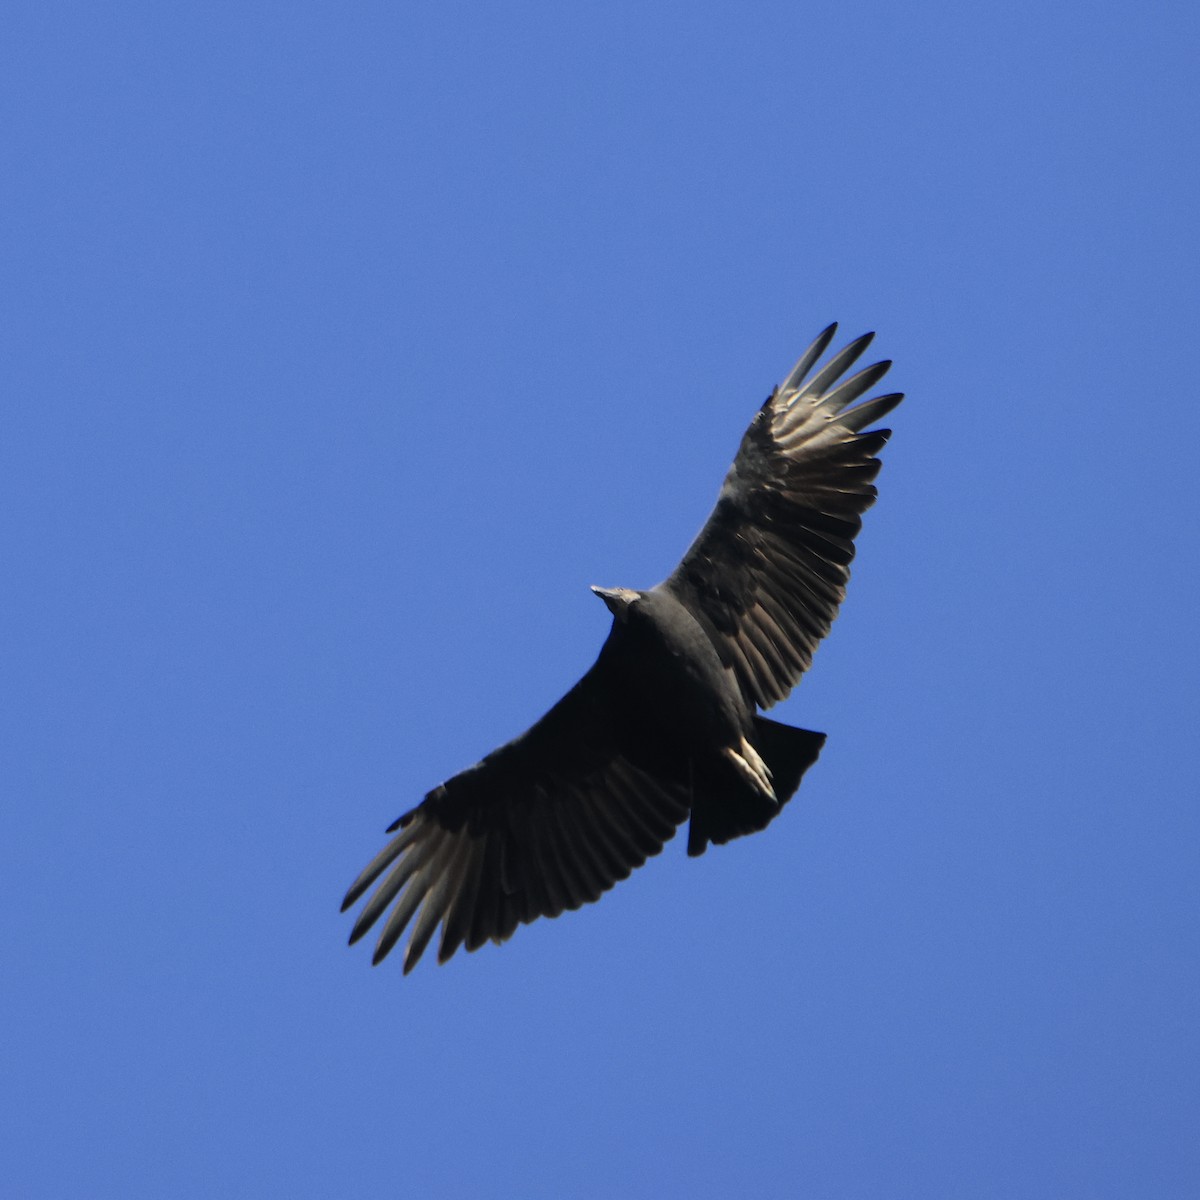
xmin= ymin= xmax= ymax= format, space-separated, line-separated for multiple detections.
xmin=584 ymin=586 xmax=825 ymax=854
xmin=343 ymin=324 xmax=902 ymax=972
xmin=594 ymin=586 xmax=749 ymax=763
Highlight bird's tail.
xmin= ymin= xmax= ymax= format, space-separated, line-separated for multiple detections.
xmin=686 ymin=718 xmax=826 ymax=856
xmin=754 ymin=716 xmax=826 ymax=807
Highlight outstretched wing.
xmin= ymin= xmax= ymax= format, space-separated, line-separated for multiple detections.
xmin=341 ymin=662 xmax=690 ymax=973
xmin=661 ymin=324 xmax=902 ymax=710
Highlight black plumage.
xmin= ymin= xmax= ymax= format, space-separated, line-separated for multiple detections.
xmin=342 ymin=323 xmax=902 ymax=972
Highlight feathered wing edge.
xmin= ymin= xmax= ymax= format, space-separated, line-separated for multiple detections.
xmin=341 ymin=670 xmax=691 ymax=974
xmin=662 ymin=323 xmax=902 ymax=710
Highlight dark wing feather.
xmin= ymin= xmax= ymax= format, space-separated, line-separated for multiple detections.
xmin=341 ymin=663 xmax=690 ymax=973
xmin=661 ymin=324 xmax=902 ymax=710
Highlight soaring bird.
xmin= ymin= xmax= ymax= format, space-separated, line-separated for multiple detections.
xmin=342 ymin=323 xmax=902 ymax=972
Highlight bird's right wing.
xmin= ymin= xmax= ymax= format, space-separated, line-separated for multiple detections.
xmin=341 ymin=664 xmax=690 ymax=973
xmin=662 ymin=324 xmax=902 ymax=710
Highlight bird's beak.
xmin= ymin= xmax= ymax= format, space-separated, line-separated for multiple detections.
xmin=590 ymin=585 xmax=630 ymax=620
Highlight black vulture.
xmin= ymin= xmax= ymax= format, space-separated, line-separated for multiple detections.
xmin=342 ymin=323 xmax=902 ymax=972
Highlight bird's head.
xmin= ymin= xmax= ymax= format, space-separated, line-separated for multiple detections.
xmin=590 ymin=585 xmax=641 ymax=622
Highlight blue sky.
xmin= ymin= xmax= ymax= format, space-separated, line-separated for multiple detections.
xmin=4 ymin=2 xmax=1198 ymax=1196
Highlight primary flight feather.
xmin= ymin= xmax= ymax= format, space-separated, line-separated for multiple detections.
xmin=342 ymin=323 xmax=902 ymax=972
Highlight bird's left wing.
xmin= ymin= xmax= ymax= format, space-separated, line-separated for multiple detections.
xmin=341 ymin=663 xmax=690 ymax=973
xmin=660 ymin=324 xmax=902 ymax=710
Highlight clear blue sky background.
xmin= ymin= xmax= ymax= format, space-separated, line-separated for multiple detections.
xmin=4 ymin=3 xmax=1197 ymax=1197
